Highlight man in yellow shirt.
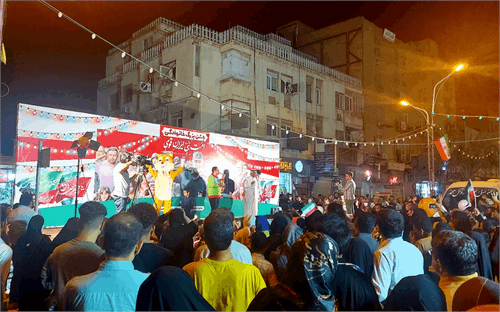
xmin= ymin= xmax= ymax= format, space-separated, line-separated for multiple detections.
xmin=183 ymin=208 xmax=266 ymax=311
xmin=431 ymin=230 xmax=478 ymax=311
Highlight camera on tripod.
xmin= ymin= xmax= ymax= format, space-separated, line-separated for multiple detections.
xmin=134 ymin=154 xmax=152 ymax=166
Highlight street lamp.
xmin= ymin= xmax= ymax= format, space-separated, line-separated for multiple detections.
xmin=430 ymin=63 xmax=466 ymax=194
xmin=401 ymin=100 xmax=431 ymax=193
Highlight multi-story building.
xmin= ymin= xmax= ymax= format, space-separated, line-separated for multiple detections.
xmin=277 ymin=17 xmax=458 ymax=197
xmin=97 ymin=18 xmax=364 ymax=197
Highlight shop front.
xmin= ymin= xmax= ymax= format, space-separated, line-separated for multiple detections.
xmin=280 ymin=157 xmax=315 ymax=197
xmin=0 ymin=167 xmax=16 ymax=205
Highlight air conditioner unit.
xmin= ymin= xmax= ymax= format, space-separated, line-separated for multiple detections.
xmin=400 ymin=121 xmax=407 ymax=130
xmin=140 ymin=82 xmax=152 ymax=92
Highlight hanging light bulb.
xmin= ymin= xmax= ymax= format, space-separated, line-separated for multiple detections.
xmin=402 ymin=138 xmax=405 ymax=141
xmin=396 ymin=139 xmax=398 ymax=143
xmin=286 ymin=129 xmax=289 ymax=135
xmin=335 ymin=141 xmax=338 ymax=145
xmin=197 ymin=93 xmax=200 ymax=98
xmin=256 ymin=119 xmax=260 ymax=124
xmin=364 ymin=143 xmax=366 ymax=146
xmin=312 ymin=137 xmax=315 ymax=141
xmin=92 ymin=33 xmax=96 ymax=39
xmin=58 ymin=12 xmax=63 ymax=18
xmin=299 ymin=134 xmax=302 ymax=138
xmin=447 ymin=115 xmax=450 ymax=118
xmin=221 ymin=104 xmax=224 ymax=110
xmin=239 ymin=113 xmax=242 ymax=118
xmin=372 ymin=143 xmax=375 ymax=146
xmin=121 ymin=52 xmax=126 ymax=58
xmin=324 ymin=139 xmax=328 ymax=143
xmin=149 ymin=68 xmax=154 ymax=74
xmin=175 ymin=81 xmax=178 ymax=87
xmin=463 ymin=116 xmax=466 ymax=120
xmin=388 ymin=141 xmax=391 ymax=144
xmin=479 ymin=116 xmax=483 ymax=120
xmin=381 ymin=142 xmax=384 ymax=145
xmin=355 ymin=143 xmax=358 ymax=146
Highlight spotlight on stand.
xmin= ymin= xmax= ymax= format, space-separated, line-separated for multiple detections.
xmin=69 ymin=132 xmax=101 ymax=217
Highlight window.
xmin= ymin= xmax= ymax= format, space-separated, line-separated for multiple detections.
xmin=124 ymin=84 xmax=133 ymax=103
xmin=316 ymin=87 xmax=321 ymax=105
xmin=281 ymin=119 xmax=292 ymax=138
xmin=267 ymin=117 xmax=278 ymax=137
xmin=336 ymin=130 xmax=344 ymax=140
xmin=335 ymin=92 xmax=343 ymax=109
xmin=344 ymin=95 xmax=352 ymax=111
xmin=171 ymin=111 xmax=183 ymax=128
xmin=161 ymin=61 xmax=176 ymax=80
xmin=337 ymin=113 xmax=342 ymax=121
xmin=144 ymin=37 xmax=153 ymax=50
xmin=221 ymin=100 xmax=251 ymax=132
xmin=281 ymin=74 xmax=293 ymax=93
xmin=316 ymin=118 xmax=323 ymax=137
xmin=195 ymin=45 xmax=201 ymax=77
xmin=306 ymin=114 xmax=314 ymax=135
xmin=306 ymin=84 xmax=312 ymax=103
xmin=267 ymin=70 xmax=278 ymax=91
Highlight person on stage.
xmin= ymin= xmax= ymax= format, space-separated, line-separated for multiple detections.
xmin=242 ymin=170 xmax=259 ymax=227
xmin=207 ymin=167 xmax=224 ymax=211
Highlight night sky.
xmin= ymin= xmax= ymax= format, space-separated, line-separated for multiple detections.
xmin=1 ymin=1 xmax=498 ymax=157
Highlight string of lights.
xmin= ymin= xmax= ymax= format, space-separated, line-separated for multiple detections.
xmin=36 ymin=1 xmax=500 ymax=147
xmin=435 ymin=112 xmax=500 ymax=121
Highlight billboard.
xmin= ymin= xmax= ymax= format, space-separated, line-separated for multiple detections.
xmin=15 ymin=104 xmax=280 ymax=212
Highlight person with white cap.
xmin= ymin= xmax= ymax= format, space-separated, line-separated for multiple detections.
xmin=458 ymin=199 xmax=471 ymax=212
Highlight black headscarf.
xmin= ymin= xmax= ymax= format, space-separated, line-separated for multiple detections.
xmin=16 ymin=215 xmax=45 ymax=251
xmin=51 ymin=217 xmax=79 ymax=248
xmin=271 ymin=224 xmax=303 ymax=280
xmin=136 ymin=266 xmax=215 ymax=311
xmin=344 ymin=236 xmax=374 ymax=279
xmin=270 ymin=213 xmax=292 ymax=236
xmin=384 ymin=274 xmax=447 ymax=311
xmin=283 ymin=232 xmax=339 ymax=311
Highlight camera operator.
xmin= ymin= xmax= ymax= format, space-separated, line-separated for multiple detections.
xmin=111 ymin=151 xmax=138 ymax=213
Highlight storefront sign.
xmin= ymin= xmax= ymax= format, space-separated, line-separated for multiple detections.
xmin=280 ymin=158 xmax=292 ymax=172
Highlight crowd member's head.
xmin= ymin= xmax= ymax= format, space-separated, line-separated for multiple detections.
xmin=128 ymin=203 xmax=159 ymax=242
xmin=451 ymin=210 xmax=473 ymax=236
xmin=52 ymin=217 xmax=79 ymax=248
xmin=78 ymin=201 xmax=107 ymax=234
xmin=326 ymin=203 xmax=348 ymax=221
xmin=373 ymin=203 xmax=383 ymax=213
xmin=212 ymin=167 xmax=219 ymax=176
xmin=354 ymin=212 xmax=377 ymax=236
xmin=376 ymin=208 xmax=404 ymax=240
xmin=314 ymin=213 xmax=352 ymax=256
xmin=19 ymin=190 xmax=35 ymax=209
xmin=98 ymin=187 xmax=111 ymax=201
xmin=101 ymin=212 xmax=144 ymax=261
xmin=167 ymin=209 xmax=186 ymax=229
xmin=412 ymin=216 xmax=433 ymax=241
xmin=296 ymin=217 xmax=306 ymax=230
xmin=283 ymin=232 xmax=338 ymax=311
xmin=431 ymin=230 xmax=478 ymax=277
xmin=250 ymin=232 xmax=267 ymax=254
xmin=0 ymin=203 xmax=11 ymax=223
xmin=452 ymin=277 xmax=500 ymax=311
xmin=107 ymin=147 xmax=119 ymax=165
xmin=203 ymin=208 xmax=234 ymax=253
xmin=384 ymin=275 xmax=447 ymax=311
xmin=305 ymin=210 xmax=322 ymax=232
xmin=432 ymin=221 xmax=453 ymax=237
xmin=19 ymin=214 xmax=45 ymax=249
xmin=269 ymin=212 xmax=292 ymax=236
xmin=491 ymin=207 xmax=499 ymax=220
xmin=136 ymin=266 xmax=215 ymax=311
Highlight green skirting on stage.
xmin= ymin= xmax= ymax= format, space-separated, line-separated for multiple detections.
xmin=39 ymin=197 xmax=275 ymax=227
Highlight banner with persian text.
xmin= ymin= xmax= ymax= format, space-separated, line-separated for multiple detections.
xmin=15 ymin=103 xmax=280 ymax=208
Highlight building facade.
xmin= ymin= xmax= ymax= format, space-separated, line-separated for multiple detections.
xmin=277 ymin=17 xmax=458 ymax=197
xmin=97 ymin=18 xmax=364 ymax=197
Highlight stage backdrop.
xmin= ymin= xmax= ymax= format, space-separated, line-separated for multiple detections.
xmin=15 ymin=103 xmax=280 ymax=226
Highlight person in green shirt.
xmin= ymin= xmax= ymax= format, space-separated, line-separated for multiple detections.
xmin=207 ymin=167 xmax=224 ymax=211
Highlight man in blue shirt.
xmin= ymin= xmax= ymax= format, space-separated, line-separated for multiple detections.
xmin=63 ymin=212 xmax=148 ymax=311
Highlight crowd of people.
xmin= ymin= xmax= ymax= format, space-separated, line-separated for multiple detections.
xmin=0 ymin=186 xmax=498 ymax=311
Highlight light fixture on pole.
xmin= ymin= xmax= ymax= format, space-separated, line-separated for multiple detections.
xmin=430 ymin=63 xmax=466 ymax=195
xmin=401 ymin=100 xmax=431 ymax=188
xmin=69 ymin=132 xmax=101 ymax=217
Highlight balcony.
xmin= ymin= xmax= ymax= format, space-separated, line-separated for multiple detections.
xmin=344 ymin=112 xmax=363 ymax=130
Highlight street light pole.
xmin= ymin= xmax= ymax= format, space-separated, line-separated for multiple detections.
xmin=401 ymin=101 xmax=431 ymax=194
xmin=430 ymin=64 xmax=466 ymax=195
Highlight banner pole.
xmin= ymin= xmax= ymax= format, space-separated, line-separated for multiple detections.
xmin=34 ymin=140 xmax=43 ymax=213
xmin=75 ymin=157 xmax=80 ymax=218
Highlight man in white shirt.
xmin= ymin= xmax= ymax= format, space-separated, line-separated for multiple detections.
xmin=242 ymin=170 xmax=258 ymax=226
xmin=95 ymin=147 xmax=119 ymax=192
xmin=372 ymin=208 xmax=423 ymax=305
xmin=111 ymin=151 xmax=137 ymax=213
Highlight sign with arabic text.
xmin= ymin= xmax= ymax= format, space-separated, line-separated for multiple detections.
xmin=160 ymin=125 xmax=209 ymax=155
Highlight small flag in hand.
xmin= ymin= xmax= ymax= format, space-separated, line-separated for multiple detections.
xmin=435 ymin=134 xmax=451 ymax=161
xmin=465 ymin=179 xmax=475 ymax=204
xmin=301 ymin=202 xmax=318 ymax=218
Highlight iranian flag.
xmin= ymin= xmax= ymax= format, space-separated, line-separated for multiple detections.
xmin=54 ymin=172 xmax=92 ymax=203
xmin=465 ymin=179 xmax=475 ymax=204
xmin=435 ymin=134 xmax=451 ymax=161
xmin=16 ymin=171 xmax=64 ymax=205
xmin=301 ymin=202 xmax=318 ymax=218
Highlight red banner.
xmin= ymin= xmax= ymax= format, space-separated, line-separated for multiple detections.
xmin=55 ymin=177 xmax=91 ymax=202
